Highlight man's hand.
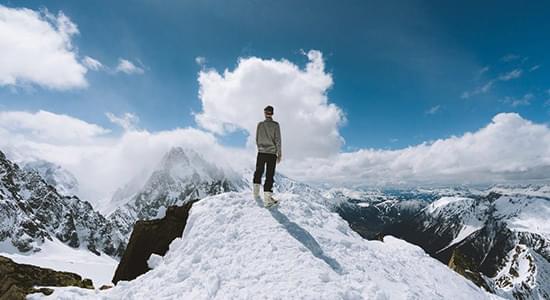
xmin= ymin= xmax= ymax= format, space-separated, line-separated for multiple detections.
xmin=276 ymin=154 xmax=282 ymax=164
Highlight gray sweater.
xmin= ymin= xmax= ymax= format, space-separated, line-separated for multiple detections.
xmin=256 ymin=117 xmax=282 ymax=157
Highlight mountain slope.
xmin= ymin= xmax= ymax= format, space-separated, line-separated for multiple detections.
xmin=37 ymin=191 xmax=499 ymax=299
xmin=20 ymin=159 xmax=79 ymax=197
xmin=385 ymin=189 xmax=550 ymax=300
xmin=108 ymin=147 xmax=247 ymax=240
xmin=0 ymin=150 xmax=124 ymax=258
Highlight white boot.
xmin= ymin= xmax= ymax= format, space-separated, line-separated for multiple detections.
xmin=263 ymin=191 xmax=279 ymax=208
xmin=253 ymin=184 xmax=260 ymax=198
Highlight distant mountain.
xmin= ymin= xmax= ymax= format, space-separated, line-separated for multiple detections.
xmin=335 ymin=186 xmax=550 ymax=300
xmin=0 ymin=150 xmax=125 ymax=257
xmin=327 ymin=187 xmax=428 ymax=239
xmin=397 ymin=189 xmax=550 ymax=300
xmin=108 ymin=147 xmax=248 ymax=240
xmin=20 ymin=159 xmax=79 ymax=197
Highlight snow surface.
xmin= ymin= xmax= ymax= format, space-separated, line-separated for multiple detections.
xmin=426 ymin=196 xmax=472 ymax=213
xmin=31 ymin=191 xmax=500 ymax=299
xmin=1 ymin=238 xmax=117 ymax=287
xmin=439 ymin=224 xmax=482 ymax=253
xmin=493 ymin=195 xmax=550 ymax=239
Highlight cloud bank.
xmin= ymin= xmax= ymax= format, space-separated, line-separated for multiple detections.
xmin=0 ymin=5 xmax=88 ymax=89
xmin=287 ymin=113 xmax=550 ymax=186
xmin=0 ymin=110 xmax=248 ymax=209
xmin=1 ymin=109 xmax=549 ymax=208
xmin=1 ymin=51 xmax=550 ymax=209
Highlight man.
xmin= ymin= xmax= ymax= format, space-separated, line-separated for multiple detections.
xmin=253 ymin=105 xmax=282 ymax=207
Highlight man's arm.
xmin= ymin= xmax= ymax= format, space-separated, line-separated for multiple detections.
xmin=275 ymin=123 xmax=282 ymax=162
xmin=256 ymin=122 xmax=260 ymax=147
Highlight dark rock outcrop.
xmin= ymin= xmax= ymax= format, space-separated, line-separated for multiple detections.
xmin=112 ymin=200 xmax=197 ymax=284
xmin=0 ymin=256 xmax=93 ymax=300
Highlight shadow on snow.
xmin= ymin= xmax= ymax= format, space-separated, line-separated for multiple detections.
xmin=254 ymin=196 xmax=344 ymax=274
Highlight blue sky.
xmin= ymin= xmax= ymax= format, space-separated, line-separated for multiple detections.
xmin=1 ymin=0 xmax=550 ymax=150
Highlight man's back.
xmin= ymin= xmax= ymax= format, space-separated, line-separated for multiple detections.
xmin=253 ymin=105 xmax=281 ymax=207
xmin=256 ymin=118 xmax=281 ymax=157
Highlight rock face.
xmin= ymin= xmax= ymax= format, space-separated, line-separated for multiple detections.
xmin=0 ymin=255 xmax=93 ymax=300
xmin=109 ymin=147 xmax=246 ymax=242
xmin=0 ymin=149 xmax=124 ymax=257
xmin=112 ymin=200 xmax=197 ymax=284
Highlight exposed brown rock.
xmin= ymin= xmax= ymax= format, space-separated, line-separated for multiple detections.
xmin=112 ymin=200 xmax=197 ymax=284
xmin=0 ymin=255 xmax=93 ymax=300
xmin=99 ymin=284 xmax=113 ymax=290
xmin=447 ymin=248 xmax=491 ymax=292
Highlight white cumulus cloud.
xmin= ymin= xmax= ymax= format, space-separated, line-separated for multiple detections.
xmin=195 ymin=50 xmax=345 ymax=159
xmin=0 ymin=5 xmax=87 ymax=89
xmin=0 ymin=110 xmax=109 ymax=144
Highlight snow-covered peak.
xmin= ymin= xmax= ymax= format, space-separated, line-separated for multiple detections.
xmin=157 ymin=146 xmax=225 ymax=183
xmin=107 ymin=147 xmax=248 ymax=240
xmin=36 ymin=191 xmax=498 ymax=299
xmin=426 ymin=196 xmax=477 ymax=214
xmin=493 ymin=195 xmax=550 ymax=240
xmin=20 ymin=159 xmax=79 ymax=197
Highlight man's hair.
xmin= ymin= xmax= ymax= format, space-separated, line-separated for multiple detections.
xmin=264 ymin=105 xmax=274 ymax=115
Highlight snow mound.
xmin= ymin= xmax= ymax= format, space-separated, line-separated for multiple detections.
xmin=33 ymin=192 xmax=499 ymax=299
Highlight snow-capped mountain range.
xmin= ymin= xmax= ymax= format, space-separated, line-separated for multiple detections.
xmin=333 ymin=186 xmax=550 ymax=300
xmin=411 ymin=191 xmax=550 ymax=300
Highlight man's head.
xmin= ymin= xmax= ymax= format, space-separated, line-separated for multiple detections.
xmin=264 ymin=105 xmax=274 ymax=118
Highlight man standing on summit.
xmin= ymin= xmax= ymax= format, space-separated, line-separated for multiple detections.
xmin=253 ymin=105 xmax=282 ymax=207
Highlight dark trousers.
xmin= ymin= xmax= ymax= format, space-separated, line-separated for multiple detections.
xmin=253 ymin=152 xmax=277 ymax=192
